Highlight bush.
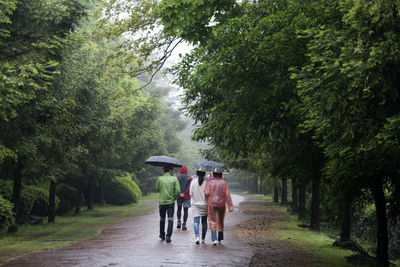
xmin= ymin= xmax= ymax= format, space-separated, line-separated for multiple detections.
xmin=28 ymin=184 xmax=60 ymax=217
xmin=0 ymin=179 xmax=13 ymax=199
xmin=0 ymin=180 xmax=60 ymax=223
xmin=0 ymin=194 xmax=14 ymax=230
xmin=104 ymin=174 xmax=142 ymax=205
xmin=56 ymin=184 xmax=77 ymax=215
xmin=137 ymin=176 xmax=157 ymax=195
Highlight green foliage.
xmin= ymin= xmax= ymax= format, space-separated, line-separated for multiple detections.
xmin=104 ymin=175 xmax=142 ymax=205
xmin=0 ymin=0 xmax=86 ymax=123
xmin=56 ymin=184 xmax=77 ymax=215
xmin=159 ymin=0 xmax=235 ymax=44
xmin=0 ymin=179 xmax=13 ymax=199
xmin=0 ymin=194 xmax=14 ymax=231
xmin=29 ymin=184 xmax=60 ymax=217
xmin=294 ymin=0 xmax=400 ymax=221
xmin=0 ymin=180 xmax=60 ymax=222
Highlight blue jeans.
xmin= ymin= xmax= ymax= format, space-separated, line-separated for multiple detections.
xmin=211 ymin=230 xmax=217 ymax=241
xmin=194 ymin=216 xmax=207 ymax=239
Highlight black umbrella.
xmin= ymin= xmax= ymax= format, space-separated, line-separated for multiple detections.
xmin=198 ymin=160 xmax=230 ymax=173
xmin=145 ymin=155 xmax=182 ymax=168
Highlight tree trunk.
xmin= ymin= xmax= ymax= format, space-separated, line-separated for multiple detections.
xmin=339 ymin=197 xmax=352 ymax=242
xmin=373 ymin=175 xmax=389 ymax=266
xmin=253 ymin=177 xmax=258 ymax=194
xmin=48 ymin=180 xmax=56 ymax=223
xmin=11 ymin=161 xmax=23 ymax=225
xmin=291 ymin=178 xmax=298 ymax=214
xmin=273 ymin=186 xmax=279 ymax=203
xmin=87 ymin=175 xmax=94 ymax=211
xmin=98 ymin=176 xmax=105 ymax=205
xmin=75 ymin=185 xmax=82 ymax=215
xmin=298 ymin=184 xmax=306 ymax=220
xmin=310 ymin=179 xmax=320 ymax=231
xmin=281 ymin=177 xmax=288 ymax=206
xmin=262 ymin=179 xmax=267 ymax=195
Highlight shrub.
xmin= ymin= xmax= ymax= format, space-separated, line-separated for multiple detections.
xmin=28 ymin=184 xmax=60 ymax=217
xmin=0 ymin=179 xmax=13 ymax=199
xmin=138 ymin=176 xmax=157 ymax=195
xmin=56 ymin=184 xmax=77 ymax=215
xmin=0 ymin=180 xmax=60 ymax=223
xmin=0 ymin=194 xmax=14 ymax=230
xmin=104 ymin=174 xmax=142 ymax=205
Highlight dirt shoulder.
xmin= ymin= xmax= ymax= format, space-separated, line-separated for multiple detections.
xmin=235 ymin=195 xmax=318 ymax=267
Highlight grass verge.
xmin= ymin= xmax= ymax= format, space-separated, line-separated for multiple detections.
xmin=0 ymin=193 xmax=158 ymax=264
xmin=276 ymin=215 xmax=355 ymax=266
xmin=245 ymin=193 xmax=400 ymax=267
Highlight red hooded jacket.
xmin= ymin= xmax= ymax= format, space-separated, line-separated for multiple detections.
xmin=176 ymin=166 xmax=193 ymax=200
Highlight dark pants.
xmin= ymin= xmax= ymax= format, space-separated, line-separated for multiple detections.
xmin=159 ymin=203 xmax=174 ymax=238
xmin=177 ymin=200 xmax=188 ymax=223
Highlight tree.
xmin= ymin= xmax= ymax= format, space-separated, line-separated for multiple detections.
xmin=0 ymin=0 xmax=86 ymax=226
xmin=294 ymin=0 xmax=400 ymax=264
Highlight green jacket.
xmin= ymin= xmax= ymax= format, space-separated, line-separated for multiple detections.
xmin=156 ymin=172 xmax=181 ymax=205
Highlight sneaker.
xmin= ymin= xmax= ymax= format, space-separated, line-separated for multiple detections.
xmin=201 ymin=239 xmax=205 ymax=244
xmin=182 ymin=223 xmax=187 ymax=231
xmin=159 ymin=235 xmax=165 ymax=241
xmin=166 ymin=236 xmax=171 ymax=243
xmin=177 ymin=220 xmax=181 ymax=229
xmin=218 ymin=240 xmax=222 ymax=245
xmin=195 ymin=237 xmax=200 ymax=244
xmin=213 ymin=240 xmax=218 ymax=246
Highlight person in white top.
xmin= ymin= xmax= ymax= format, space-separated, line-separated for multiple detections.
xmin=189 ymin=170 xmax=208 ymax=244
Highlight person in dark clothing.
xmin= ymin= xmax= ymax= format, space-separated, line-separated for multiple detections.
xmin=156 ymin=166 xmax=180 ymax=242
xmin=176 ymin=165 xmax=193 ymax=230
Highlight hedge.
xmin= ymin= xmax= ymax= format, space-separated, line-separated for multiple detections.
xmin=0 ymin=180 xmax=59 ymax=223
xmin=0 ymin=194 xmax=14 ymax=230
xmin=29 ymin=184 xmax=60 ymax=217
xmin=104 ymin=174 xmax=142 ymax=205
xmin=56 ymin=183 xmax=77 ymax=215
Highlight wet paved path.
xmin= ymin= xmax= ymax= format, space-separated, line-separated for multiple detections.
xmin=4 ymin=194 xmax=253 ymax=266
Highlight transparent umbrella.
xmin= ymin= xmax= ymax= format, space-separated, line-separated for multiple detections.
xmin=197 ymin=160 xmax=230 ymax=173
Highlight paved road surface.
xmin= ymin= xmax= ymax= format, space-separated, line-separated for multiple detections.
xmin=4 ymin=194 xmax=253 ymax=267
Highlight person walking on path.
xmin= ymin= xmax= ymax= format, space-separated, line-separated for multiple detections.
xmin=189 ymin=170 xmax=208 ymax=244
xmin=176 ymin=165 xmax=193 ymax=230
xmin=156 ymin=166 xmax=181 ymax=243
xmin=204 ymin=171 xmax=234 ymax=246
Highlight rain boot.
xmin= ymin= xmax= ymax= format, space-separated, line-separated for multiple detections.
xmin=159 ymin=220 xmax=165 ymax=241
xmin=166 ymin=220 xmax=173 ymax=242
xmin=218 ymin=231 xmax=224 ymax=245
xmin=218 ymin=231 xmax=224 ymax=241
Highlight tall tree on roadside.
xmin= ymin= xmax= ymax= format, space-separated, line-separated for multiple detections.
xmin=0 ymin=0 xmax=86 ymax=226
xmin=294 ymin=0 xmax=400 ymax=264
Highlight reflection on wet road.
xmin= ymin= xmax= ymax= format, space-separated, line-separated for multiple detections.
xmin=5 ymin=194 xmax=253 ymax=266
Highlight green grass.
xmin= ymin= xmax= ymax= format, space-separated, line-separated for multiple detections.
xmin=0 ymin=193 xmax=158 ymax=264
xmin=276 ymin=215 xmax=355 ymax=267
xmin=246 ymin=193 xmax=400 ymax=267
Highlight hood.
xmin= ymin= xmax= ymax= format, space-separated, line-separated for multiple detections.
xmin=180 ymin=165 xmax=187 ymax=174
